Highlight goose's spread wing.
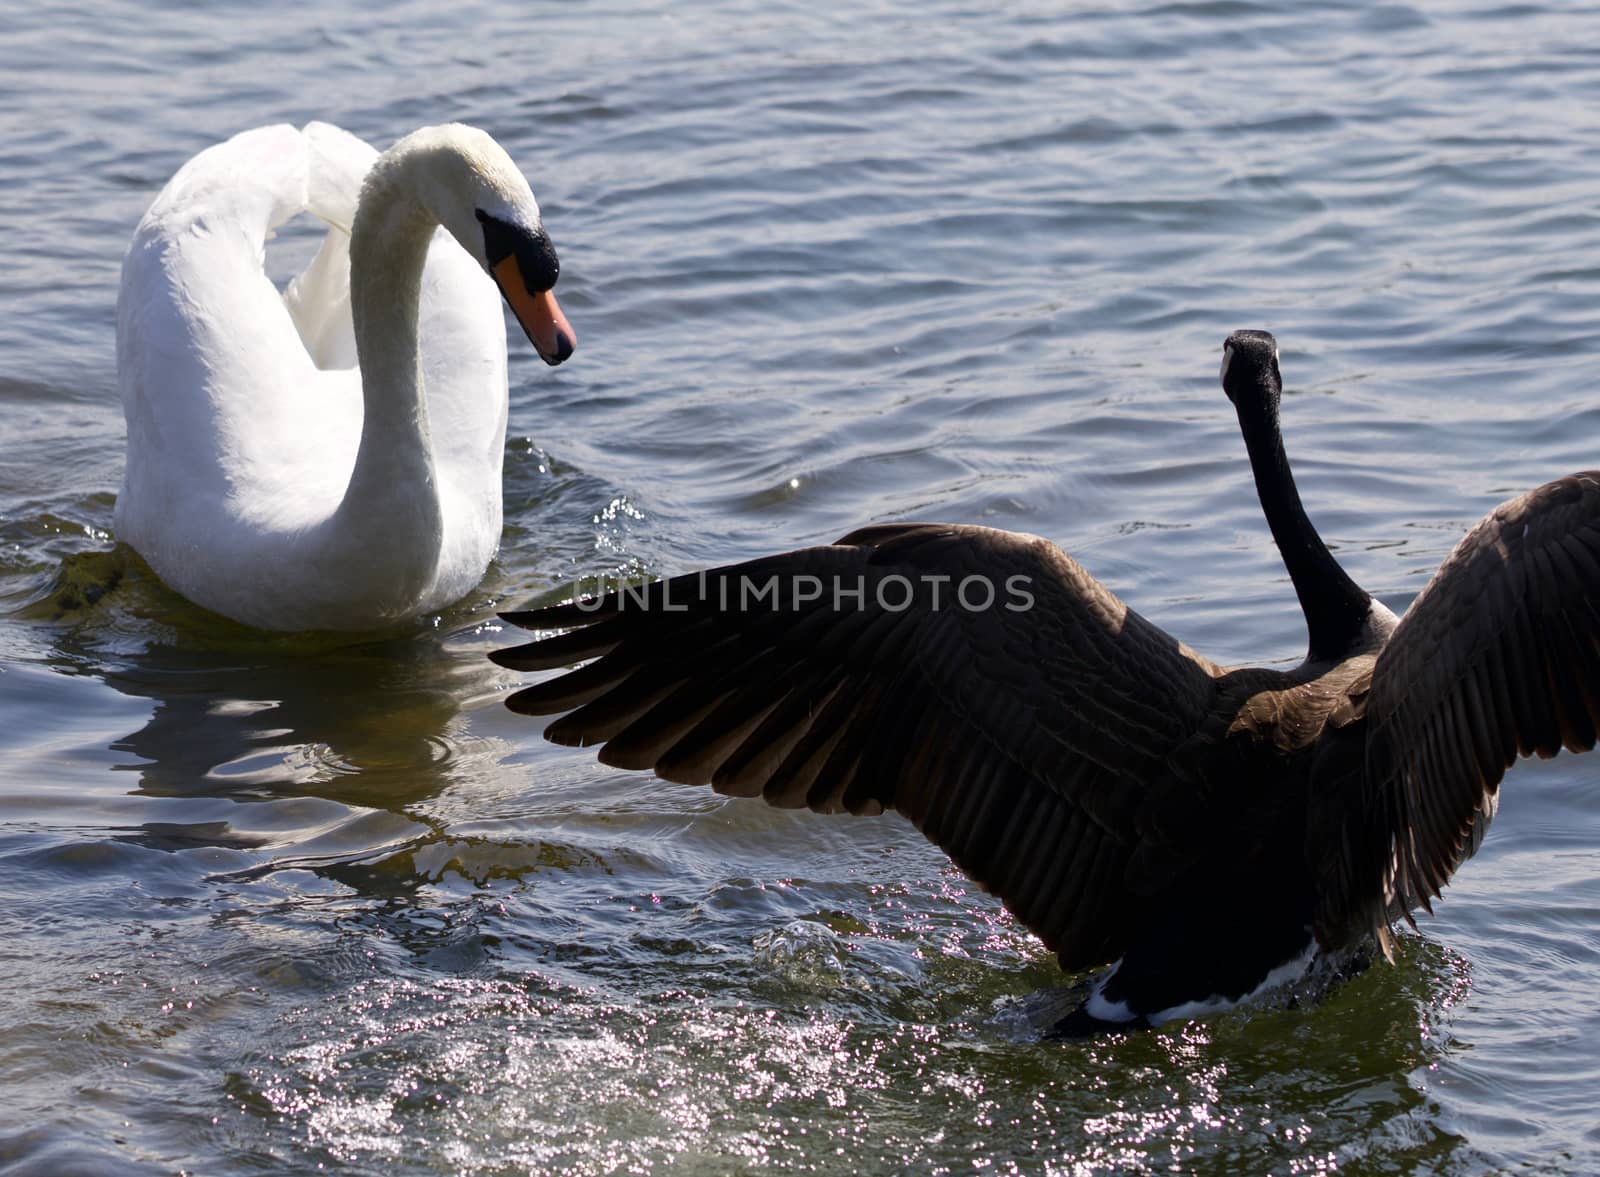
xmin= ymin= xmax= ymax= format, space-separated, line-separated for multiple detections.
xmin=495 ymin=523 xmax=1222 ymax=968
xmin=1348 ymin=473 xmax=1600 ymax=932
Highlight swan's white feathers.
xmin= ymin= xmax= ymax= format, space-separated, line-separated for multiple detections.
xmin=302 ymin=121 xmax=375 ymax=231
xmin=115 ymin=122 xmax=520 ymax=629
xmin=368 ymin=124 xmax=545 ymax=273
xmin=281 ymin=122 xmax=376 ymax=368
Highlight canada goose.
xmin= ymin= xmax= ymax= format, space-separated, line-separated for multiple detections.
xmin=116 ymin=122 xmax=574 ymax=631
xmin=491 ymin=330 xmax=1600 ymax=1035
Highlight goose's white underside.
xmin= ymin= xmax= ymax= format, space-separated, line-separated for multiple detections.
xmin=115 ymin=122 xmax=510 ymax=630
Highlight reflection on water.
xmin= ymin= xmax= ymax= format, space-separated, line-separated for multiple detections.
xmin=107 ymin=633 xmax=473 ymax=807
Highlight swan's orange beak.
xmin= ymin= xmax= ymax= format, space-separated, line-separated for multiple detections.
xmin=492 ymin=255 xmax=576 ymax=366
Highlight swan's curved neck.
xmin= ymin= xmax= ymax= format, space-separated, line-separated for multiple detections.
xmin=328 ymin=151 xmax=445 ymax=602
xmin=1235 ymin=382 xmax=1373 ymax=663
xmin=347 ymin=162 xmax=438 ymax=509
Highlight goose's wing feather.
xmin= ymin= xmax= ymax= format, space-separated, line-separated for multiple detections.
xmin=1341 ymin=472 xmax=1600 ymax=933
xmin=496 ymin=522 xmax=1222 ymax=968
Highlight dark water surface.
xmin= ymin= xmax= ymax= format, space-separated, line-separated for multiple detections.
xmin=4 ymin=1 xmax=1600 ymax=1172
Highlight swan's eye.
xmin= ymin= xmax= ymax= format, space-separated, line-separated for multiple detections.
xmin=476 ymin=210 xmax=561 ymax=293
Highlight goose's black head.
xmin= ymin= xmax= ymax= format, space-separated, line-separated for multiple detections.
xmin=1220 ymin=329 xmax=1280 ymax=413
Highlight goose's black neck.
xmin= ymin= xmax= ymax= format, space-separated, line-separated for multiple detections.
xmin=1234 ymin=376 xmax=1373 ymax=664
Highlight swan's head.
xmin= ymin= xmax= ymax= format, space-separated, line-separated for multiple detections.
xmin=393 ymin=124 xmax=576 ymax=366
xmin=1220 ymin=329 xmax=1280 ymax=411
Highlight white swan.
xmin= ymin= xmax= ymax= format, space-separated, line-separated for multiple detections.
xmin=114 ymin=121 xmax=575 ymax=631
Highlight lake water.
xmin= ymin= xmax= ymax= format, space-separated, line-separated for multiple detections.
xmin=3 ymin=0 xmax=1600 ymax=1172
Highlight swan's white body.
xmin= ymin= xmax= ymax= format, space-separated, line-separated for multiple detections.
xmin=115 ymin=122 xmax=570 ymax=630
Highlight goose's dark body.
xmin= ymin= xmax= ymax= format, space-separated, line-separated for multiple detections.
xmin=493 ymin=331 xmax=1600 ymax=1034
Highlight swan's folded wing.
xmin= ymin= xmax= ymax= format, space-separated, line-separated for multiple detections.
xmin=494 ymin=522 xmax=1222 ymax=969
xmin=1349 ymin=473 xmax=1600 ymax=933
xmin=301 ymin=122 xmax=378 ymax=231
xmin=284 ymin=123 xmax=380 ymax=370
xmin=116 ymin=124 xmax=368 ymax=543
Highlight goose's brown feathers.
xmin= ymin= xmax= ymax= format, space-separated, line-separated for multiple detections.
xmin=494 ymin=331 xmax=1600 ymax=1029
xmin=498 ymin=522 xmax=1226 ymax=968
xmin=1324 ymin=472 xmax=1600 ymax=940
